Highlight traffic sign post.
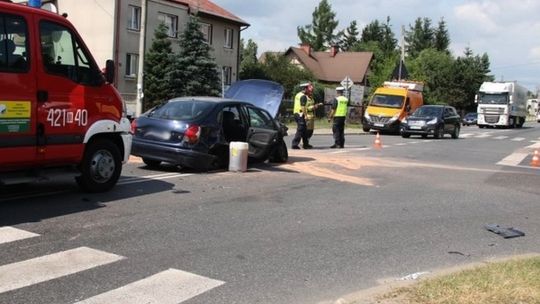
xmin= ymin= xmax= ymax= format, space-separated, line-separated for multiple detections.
xmin=341 ymin=76 xmax=354 ymax=109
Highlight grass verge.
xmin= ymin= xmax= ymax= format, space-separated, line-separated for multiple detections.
xmin=285 ymin=118 xmax=362 ymax=130
xmin=377 ymin=256 xmax=540 ymax=304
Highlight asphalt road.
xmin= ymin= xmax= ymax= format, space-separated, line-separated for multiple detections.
xmin=1 ymin=123 xmax=539 ymax=304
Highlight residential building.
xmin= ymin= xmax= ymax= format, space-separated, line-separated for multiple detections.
xmin=283 ymin=44 xmax=373 ymax=105
xmin=12 ymin=0 xmax=249 ymax=113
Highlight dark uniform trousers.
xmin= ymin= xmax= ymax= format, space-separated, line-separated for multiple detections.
xmin=332 ymin=116 xmax=346 ymax=147
xmin=292 ymin=114 xmax=309 ymax=147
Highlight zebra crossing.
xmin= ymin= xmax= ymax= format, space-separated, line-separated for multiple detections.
xmin=0 ymin=227 xmax=224 ymax=304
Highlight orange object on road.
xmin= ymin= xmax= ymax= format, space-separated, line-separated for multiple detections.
xmin=374 ymin=132 xmax=382 ymax=149
xmin=531 ymin=150 xmax=540 ymax=167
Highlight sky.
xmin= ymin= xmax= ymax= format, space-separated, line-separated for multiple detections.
xmin=213 ymin=0 xmax=540 ymax=92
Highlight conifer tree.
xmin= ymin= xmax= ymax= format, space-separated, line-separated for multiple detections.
xmin=170 ymin=15 xmax=220 ymax=97
xmin=297 ymin=0 xmax=341 ymax=51
xmin=341 ymin=21 xmax=359 ymax=51
xmin=433 ymin=18 xmax=450 ymax=53
xmin=143 ymin=23 xmax=174 ymax=110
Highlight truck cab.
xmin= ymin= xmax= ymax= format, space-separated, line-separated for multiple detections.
xmin=363 ymin=81 xmax=424 ymax=133
xmin=0 ymin=2 xmax=131 ymax=192
xmin=476 ymin=81 xmax=527 ymax=128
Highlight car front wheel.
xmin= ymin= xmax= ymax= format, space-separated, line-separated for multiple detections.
xmin=76 ymin=139 xmax=122 ymax=192
xmin=434 ymin=125 xmax=444 ymax=139
xmin=269 ymin=140 xmax=288 ymax=163
xmin=452 ymin=124 xmax=460 ymax=139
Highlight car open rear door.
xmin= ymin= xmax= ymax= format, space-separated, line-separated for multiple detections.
xmin=244 ymin=106 xmax=277 ymax=159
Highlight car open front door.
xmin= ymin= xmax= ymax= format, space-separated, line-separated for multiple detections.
xmin=244 ymin=106 xmax=277 ymax=160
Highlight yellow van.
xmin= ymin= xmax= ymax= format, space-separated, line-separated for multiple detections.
xmin=363 ymin=81 xmax=424 ymax=133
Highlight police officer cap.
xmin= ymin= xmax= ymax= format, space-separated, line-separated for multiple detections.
xmin=299 ymin=82 xmax=311 ymax=88
xmin=336 ymin=86 xmax=345 ymax=91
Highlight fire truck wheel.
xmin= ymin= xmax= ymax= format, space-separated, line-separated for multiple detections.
xmin=76 ymin=139 xmax=122 ymax=192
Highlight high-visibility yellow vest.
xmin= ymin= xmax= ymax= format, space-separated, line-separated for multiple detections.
xmin=293 ymin=92 xmax=303 ymax=114
xmin=335 ymin=96 xmax=349 ymax=117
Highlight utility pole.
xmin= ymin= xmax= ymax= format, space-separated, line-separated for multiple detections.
xmin=135 ymin=0 xmax=147 ymax=117
xmin=398 ymin=25 xmax=405 ymax=81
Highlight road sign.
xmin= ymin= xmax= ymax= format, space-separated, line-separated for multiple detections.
xmin=340 ymin=76 xmax=354 ymax=89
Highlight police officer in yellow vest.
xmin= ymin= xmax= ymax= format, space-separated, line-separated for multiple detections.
xmin=328 ymin=87 xmax=349 ymax=148
xmin=292 ymin=82 xmax=322 ymax=149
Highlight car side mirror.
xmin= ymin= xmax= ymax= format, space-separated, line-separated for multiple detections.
xmin=104 ymin=59 xmax=115 ymax=84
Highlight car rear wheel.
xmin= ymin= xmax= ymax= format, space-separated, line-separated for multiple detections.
xmin=269 ymin=140 xmax=288 ymax=163
xmin=362 ymin=125 xmax=370 ymax=132
xmin=421 ymin=134 xmax=428 ymax=139
xmin=76 ymin=139 xmax=122 ymax=193
xmin=452 ymin=124 xmax=460 ymax=139
xmin=143 ymin=158 xmax=161 ymax=167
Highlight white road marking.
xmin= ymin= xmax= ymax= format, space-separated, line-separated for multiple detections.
xmin=460 ymin=133 xmax=473 ymax=138
xmin=528 ymin=142 xmax=540 ymax=149
xmin=74 ymin=269 xmax=224 ymax=304
xmin=497 ymin=153 xmax=529 ymax=166
xmin=494 ymin=136 xmax=509 ymax=140
xmin=0 ymin=247 xmax=124 ymax=294
xmin=408 ymin=141 xmax=419 ymax=144
xmin=117 ymin=173 xmax=194 ymax=186
xmin=119 ymin=172 xmax=184 ymax=182
xmin=0 ymin=227 xmax=39 ymax=245
xmin=511 ymin=137 xmax=526 ymax=142
xmin=475 ymin=133 xmax=492 ymax=138
xmin=394 ymin=143 xmax=407 ymax=146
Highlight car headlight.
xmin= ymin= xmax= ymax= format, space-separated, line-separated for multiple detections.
xmin=389 ymin=114 xmax=400 ymax=122
xmin=427 ymin=118 xmax=438 ymax=125
xmin=363 ymin=111 xmax=371 ymax=121
xmin=401 ymin=118 xmax=408 ymax=124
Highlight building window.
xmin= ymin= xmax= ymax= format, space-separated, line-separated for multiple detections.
xmin=125 ymin=53 xmax=138 ymax=78
xmin=224 ymin=28 xmax=233 ymax=49
xmin=128 ymin=5 xmax=141 ymax=31
xmin=158 ymin=13 xmax=178 ymax=38
xmin=222 ymin=66 xmax=232 ymax=85
xmin=199 ymin=22 xmax=212 ymax=44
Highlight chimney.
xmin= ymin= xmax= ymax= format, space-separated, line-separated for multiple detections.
xmin=300 ymin=43 xmax=311 ymax=56
xmin=330 ymin=45 xmax=339 ymax=57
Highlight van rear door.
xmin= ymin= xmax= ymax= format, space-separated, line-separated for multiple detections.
xmin=0 ymin=10 xmax=38 ymax=170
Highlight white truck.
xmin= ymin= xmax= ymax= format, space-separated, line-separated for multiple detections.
xmin=476 ymin=81 xmax=528 ymax=128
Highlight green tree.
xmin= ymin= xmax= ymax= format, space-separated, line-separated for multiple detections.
xmin=409 ymin=48 xmax=455 ymax=104
xmin=239 ymin=39 xmax=266 ymax=79
xmin=341 ymin=20 xmax=359 ymax=51
xmin=170 ymin=15 xmax=220 ymax=97
xmin=297 ymin=0 xmax=341 ymax=51
xmin=405 ymin=17 xmax=434 ymax=58
xmin=261 ymin=53 xmax=313 ymax=99
xmin=451 ymin=48 xmax=494 ymax=112
xmin=433 ymin=18 xmax=450 ymax=53
xmin=143 ymin=23 xmax=174 ymax=110
xmin=359 ymin=17 xmax=397 ymax=56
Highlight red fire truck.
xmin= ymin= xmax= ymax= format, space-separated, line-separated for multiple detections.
xmin=0 ymin=1 xmax=132 ymax=192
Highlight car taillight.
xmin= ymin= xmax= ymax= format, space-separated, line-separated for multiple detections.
xmin=184 ymin=124 xmax=200 ymax=144
xmin=130 ymin=119 xmax=137 ymax=134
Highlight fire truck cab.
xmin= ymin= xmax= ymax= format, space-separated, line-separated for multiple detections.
xmin=0 ymin=1 xmax=131 ymax=192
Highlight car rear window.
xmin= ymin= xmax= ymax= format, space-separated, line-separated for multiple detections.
xmin=147 ymin=100 xmax=214 ymax=121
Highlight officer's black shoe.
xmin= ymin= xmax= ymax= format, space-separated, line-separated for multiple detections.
xmin=339 ymin=145 xmax=344 ymax=149
xmin=303 ymin=144 xmax=314 ymax=149
xmin=292 ymin=145 xmax=300 ymax=149
xmin=330 ymin=145 xmax=338 ymax=149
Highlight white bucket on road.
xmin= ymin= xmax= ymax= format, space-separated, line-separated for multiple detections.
xmin=229 ymin=142 xmax=248 ymax=172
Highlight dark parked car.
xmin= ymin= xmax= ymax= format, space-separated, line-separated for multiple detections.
xmin=400 ymin=105 xmax=460 ymax=139
xmin=131 ymin=80 xmax=288 ymax=170
xmin=462 ymin=112 xmax=478 ymax=126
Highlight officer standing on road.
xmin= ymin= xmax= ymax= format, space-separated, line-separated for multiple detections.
xmin=292 ymin=82 xmax=321 ymax=149
xmin=328 ymin=86 xmax=349 ymax=148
